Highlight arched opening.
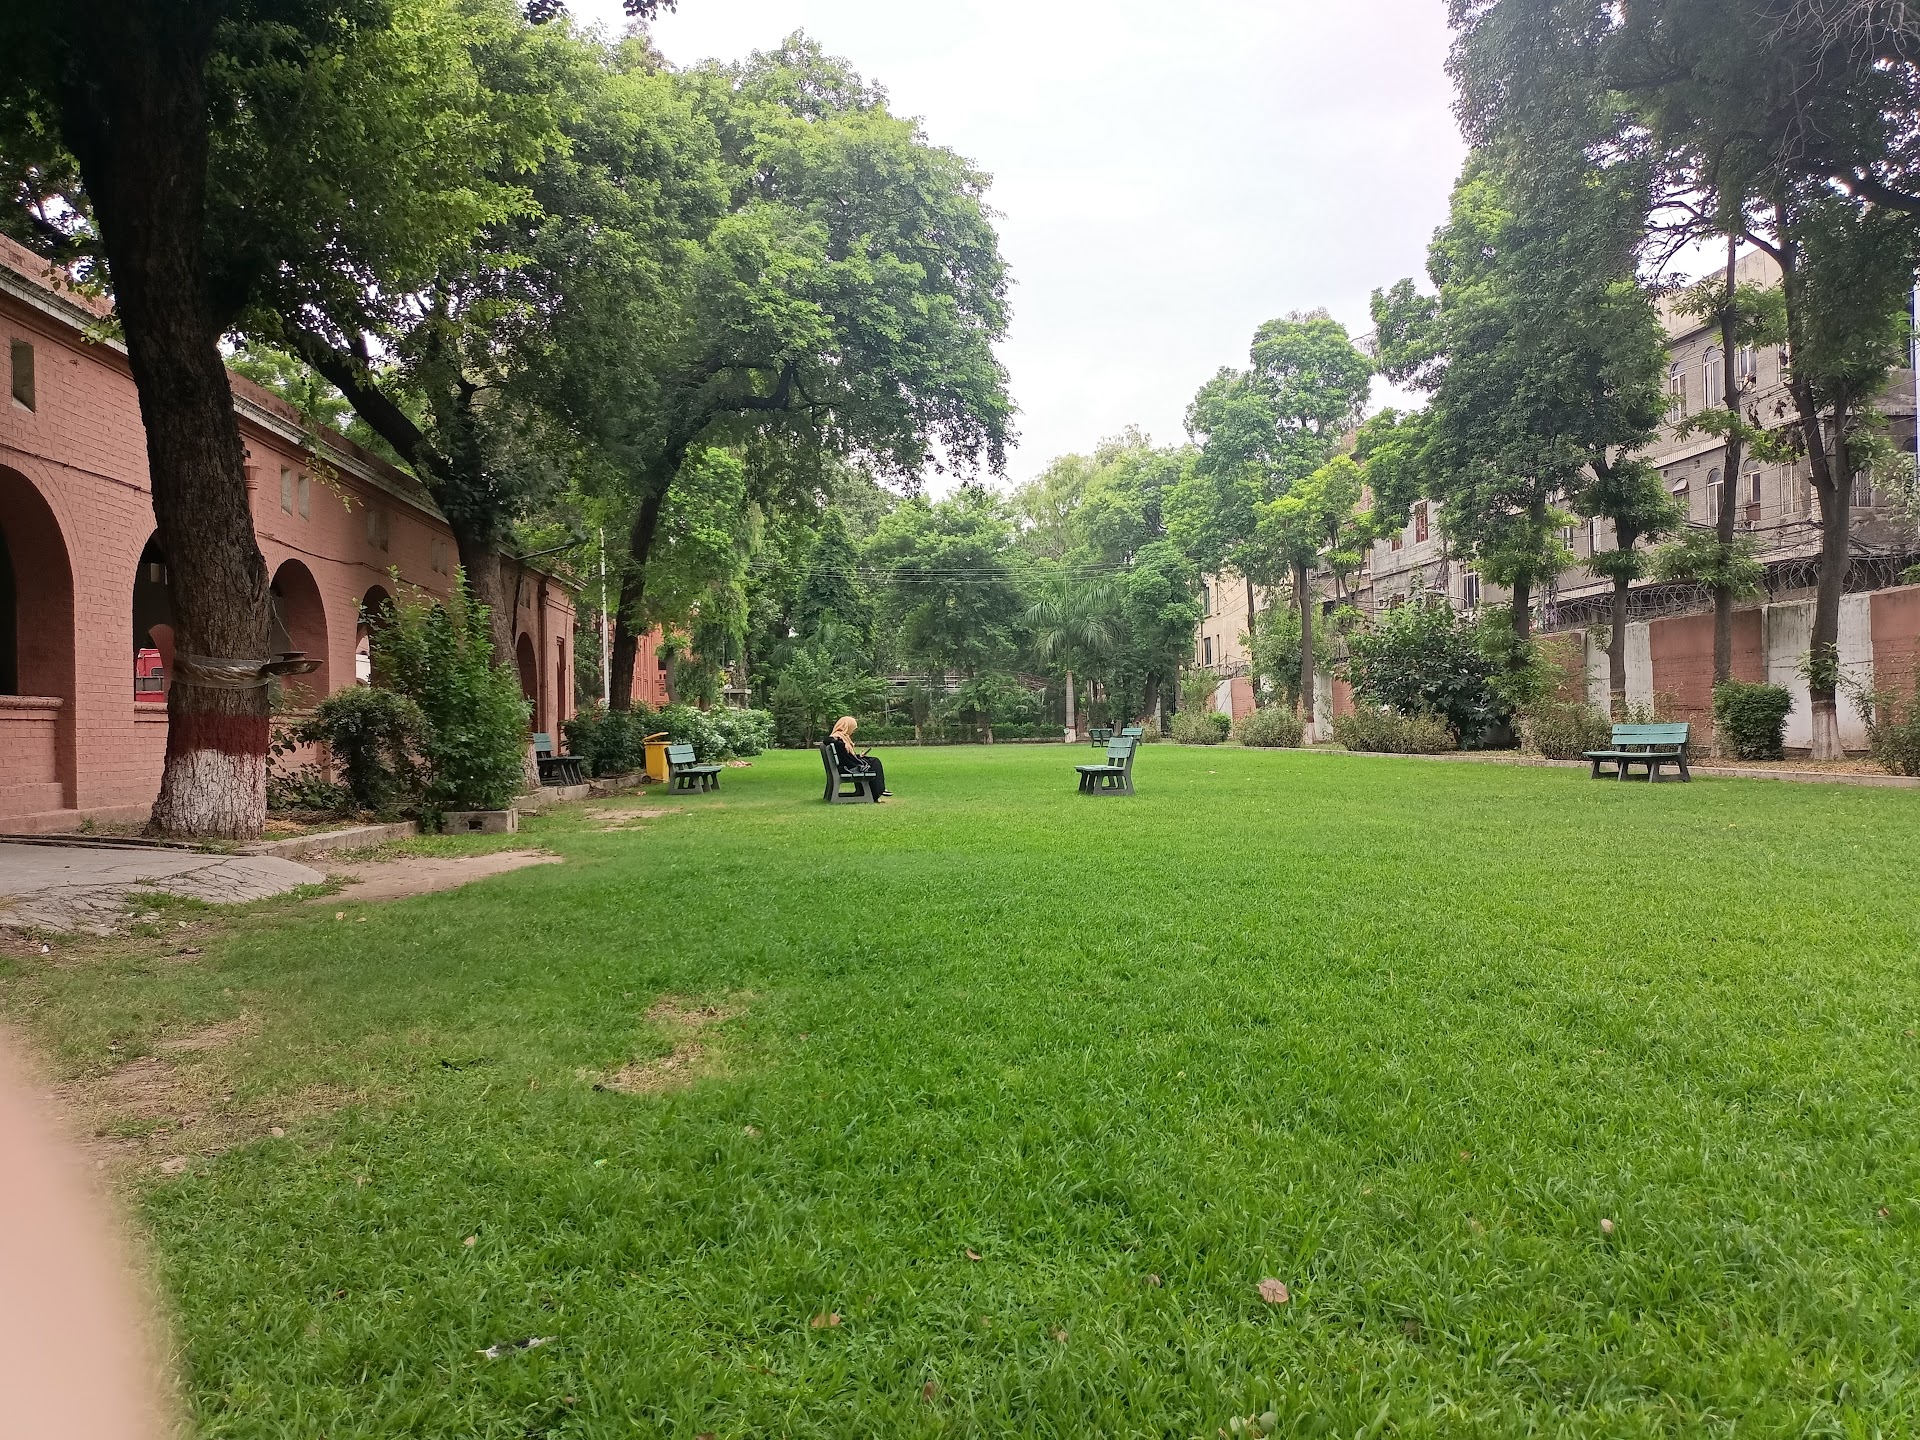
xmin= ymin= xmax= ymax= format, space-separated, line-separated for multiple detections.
xmin=515 ymin=631 xmax=539 ymax=733
xmin=357 ymin=584 xmax=393 ymax=687
xmin=132 ymin=534 xmax=174 ymax=701
xmin=0 ymin=465 xmax=77 ymax=809
xmin=269 ymin=559 xmax=330 ymax=706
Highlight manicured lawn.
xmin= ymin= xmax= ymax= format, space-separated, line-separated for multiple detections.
xmin=6 ymin=744 xmax=1920 ymax=1436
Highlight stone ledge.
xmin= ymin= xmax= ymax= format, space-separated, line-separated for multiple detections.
xmin=244 ymin=821 xmax=418 ymax=860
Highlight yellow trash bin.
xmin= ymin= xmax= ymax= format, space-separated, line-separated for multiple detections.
xmin=641 ymin=732 xmax=673 ymax=783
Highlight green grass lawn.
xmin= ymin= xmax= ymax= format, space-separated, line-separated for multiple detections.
xmin=6 ymin=744 xmax=1920 ymax=1437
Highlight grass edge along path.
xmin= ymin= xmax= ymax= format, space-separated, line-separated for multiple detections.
xmin=2 ymin=744 xmax=1917 ymax=1437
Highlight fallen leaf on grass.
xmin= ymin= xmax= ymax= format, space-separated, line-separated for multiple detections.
xmin=334 ymin=912 xmax=345 ymax=921
xmin=1053 ymin=1328 xmax=1069 ymax=1344
xmin=1599 ymin=1218 xmax=1615 ymax=1236
xmin=964 ymin=1248 xmax=982 ymax=1261
xmin=921 ymin=1381 xmax=940 ymax=1402
xmin=1146 ymin=1274 xmax=1162 ymax=1287
xmin=463 ymin=1234 xmax=477 ymax=1247
xmin=1257 ymin=1278 xmax=1290 ymax=1305
xmin=478 ymin=1336 xmax=552 ymax=1360
xmin=809 ymin=1313 xmax=840 ymax=1329
xmin=269 ymin=1126 xmax=285 ymax=1138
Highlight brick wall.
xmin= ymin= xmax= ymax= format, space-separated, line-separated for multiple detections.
xmin=1871 ymin=585 xmax=1920 ymax=699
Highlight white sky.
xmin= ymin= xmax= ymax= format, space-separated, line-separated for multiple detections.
xmin=570 ymin=0 xmax=1467 ymax=487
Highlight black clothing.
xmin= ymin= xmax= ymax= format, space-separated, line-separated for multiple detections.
xmin=830 ymin=735 xmax=887 ymax=795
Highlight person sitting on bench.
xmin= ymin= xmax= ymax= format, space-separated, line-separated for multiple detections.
xmin=829 ymin=716 xmax=891 ymax=799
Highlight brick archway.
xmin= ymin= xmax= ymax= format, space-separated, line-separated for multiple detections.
xmin=0 ymin=464 xmax=77 ymax=808
xmin=269 ymin=559 xmax=330 ymax=706
xmin=356 ymin=584 xmax=393 ymax=686
xmin=515 ymin=630 xmax=539 ymax=733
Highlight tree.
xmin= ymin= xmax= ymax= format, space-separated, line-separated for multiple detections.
xmin=1170 ymin=312 xmax=1372 ymax=625
xmin=594 ymin=37 xmax=1011 ymax=707
xmin=1117 ymin=540 xmax=1204 ymax=730
xmin=1346 ymin=597 xmax=1506 ymax=747
xmin=868 ymin=487 xmax=1025 ymax=687
xmin=1023 ymin=571 xmax=1122 ymax=738
xmin=1254 ymin=455 xmax=1364 ymax=722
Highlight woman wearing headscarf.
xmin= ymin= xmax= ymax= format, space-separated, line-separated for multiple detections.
xmin=828 ymin=716 xmax=891 ymax=798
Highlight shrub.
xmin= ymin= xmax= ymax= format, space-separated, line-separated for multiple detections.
xmin=655 ymin=703 xmax=725 ymax=762
xmin=1346 ymin=598 xmax=1505 ymax=746
xmin=1713 ymin=680 xmax=1793 ymax=760
xmin=1854 ymin=665 xmax=1920 ymax=775
xmin=1234 ymin=707 xmax=1305 ymax=748
xmin=1520 ymin=701 xmax=1613 ymax=761
xmin=708 ymin=706 xmax=775 ymax=757
xmin=374 ymin=578 xmax=530 ymax=814
xmin=1332 ymin=709 xmax=1457 ymax=754
xmin=562 ymin=702 xmax=660 ymax=777
xmin=299 ymin=686 xmax=426 ymax=816
xmin=1170 ymin=710 xmax=1231 ymax=745
xmin=266 ymin=767 xmax=352 ymax=816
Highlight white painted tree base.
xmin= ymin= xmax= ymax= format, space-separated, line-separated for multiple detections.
xmin=151 ymin=749 xmax=267 ymax=841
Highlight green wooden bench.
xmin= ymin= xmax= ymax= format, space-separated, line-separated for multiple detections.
xmin=532 ymin=732 xmax=587 ymax=787
xmin=819 ymin=740 xmax=882 ymax=803
xmin=666 ymin=742 xmax=722 ymax=792
xmin=1088 ymin=726 xmax=1114 ymax=746
xmin=1584 ymin=722 xmax=1692 ymax=782
xmin=1075 ymin=736 xmax=1138 ymax=795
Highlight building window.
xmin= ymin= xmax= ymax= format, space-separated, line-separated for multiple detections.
xmin=1746 ymin=468 xmax=1762 ymax=505
xmin=9 ymin=340 xmax=34 ymax=412
xmin=1591 ymin=516 xmax=1605 ymax=553
xmin=280 ymin=467 xmax=294 ymax=514
xmin=1703 ymin=347 xmax=1724 ymax=405
xmin=1460 ymin=572 xmax=1482 ymax=611
xmin=1736 ymin=344 xmax=1757 ymax=384
xmin=1706 ymin=467 xmax=1723 ymax=522
xmin=1667 ymin=360 xmax=1687 ymax=409
xmin=1203 ymin=636 xmax=1214 ymax=667
xmin=1853 ymin=471 xmax=1874 ymax=507
xmin=1199 ymin=581 xmax=1211 ymax=616
xmin=366 ymin=507 xmax=390 ymax=551
xmin=1413 ymin=502 xmax=1429 ymax=544
xmin=297 ymin=474 xmax=311 ymax=518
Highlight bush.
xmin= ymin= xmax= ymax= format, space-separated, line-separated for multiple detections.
xmin=1332 ymin=709 xmax=1457 ymax=754
xmin=1170 ymin=710 xmax=1231 ymax=745
xmin=266 ymin=767 xmax=352 ymax=817
xmin=1520 ymin=701 xmax=1613 ymax=761
xmin=1346 ymin=598 xmax=1506 ymax=747
xmin=654 ymin=703 xmax=726 ymax=762
xmin=299 ymin=686 xmax=426 ymax=816
xmin=708 ymin=706 xmax=775 ymax=757
xmin=1234 ymin=707 xmax=1305 ymax=748
xmin=375 ymin=578 xmax=530 ymax=814
xmin=1713 ymin=681 xmax=1793 ymax=760
xmin=1855 ymin=665 xmax=1920 ymax=775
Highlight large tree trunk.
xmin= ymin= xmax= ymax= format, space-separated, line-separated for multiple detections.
xmin=458 ymin=530 xmax=515 ymax=664
xmin=1808 ymin=465 xmax=1852 ymax=759
xmin=610 ymin=468 xmax=675 ymax=711
xmin=1293 ymin=560 xmax=1314 ymax=732
xmin=60 ymin=9 xmax=273 ymax=839
xmin=1063 ymin=666 xmax=1076 ymax=740
xmin=1509 ymin=575 xmax=1533 ymax=644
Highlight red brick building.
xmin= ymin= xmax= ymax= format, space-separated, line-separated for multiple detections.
xmin=0 ymin=237 xmax=580 ymax=832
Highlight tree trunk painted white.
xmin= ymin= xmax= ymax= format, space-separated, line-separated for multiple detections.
xmin=151 ymin=746 xmax=265 ymax=840
xmin=1064 ymin=667 xmax=1076 ymax=740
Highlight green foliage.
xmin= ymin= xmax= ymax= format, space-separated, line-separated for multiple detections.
xmin=1713 ymin=681 xmax=1794 ymax=761
xmin=1346 ymin=600 xmax=1506 ymax=747
xmin=870 ymin=488 xmax=1025 ymax=680
xmin=1653 ymin=531 xmax=1766 ymax=597
xmin=1170 ymin=710 xmax=1231 ymax=745
xmin=770 ymin=645 xmax=887 ymax=748
xmin=1233 ymin=708 xmax=1305 ymax=749
xmin=298 ymin=686 xmax=428 ymax=818
xmin=708 ymin=707 xmax=776 ymax=759
xmin=1520 ymin=702 xmax=1613 ymax=761
xmin=563 ymin=702 xmax=656 ymax=778
xmin=1851 ymin=667 xmax=1920 ymax=776
xmin=265 ymin=766 xmax=353 ymax=818
xmin=947 ymin=673 xmax=1039 ymax=740
xmin=373 ymin=579 xmax=530 ymax=814
xmin=1331 ymin=709 xmax=1458 ymax=754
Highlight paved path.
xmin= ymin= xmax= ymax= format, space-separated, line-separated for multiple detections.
xmin=0 ymin=843 xmax=324 ymax=934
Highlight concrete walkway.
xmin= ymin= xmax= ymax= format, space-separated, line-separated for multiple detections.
xmin=0 ymin=843 xmax=324 ymax=934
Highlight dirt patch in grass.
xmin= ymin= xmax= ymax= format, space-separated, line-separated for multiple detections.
xmin=586 ymin=804 xmax=687 ymax=832
xmin=597 ymin=994 xmax=749 ymax=1095
xmin=323 ymin=849 xmax=563 ymax=904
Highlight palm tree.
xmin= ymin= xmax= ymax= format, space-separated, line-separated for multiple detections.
xmin=1024 ymin=574 xmax=1122 ymax=739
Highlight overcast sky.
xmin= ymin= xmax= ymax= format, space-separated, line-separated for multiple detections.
xmin=571 ymin=0 xmax=1467 ymax=487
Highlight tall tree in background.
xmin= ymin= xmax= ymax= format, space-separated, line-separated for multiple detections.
xmin=1170 ymin=313 xmax=1372 ymax=624
xmin=868 ymin=487 xmax=1026 ymax=693
xmin=592 ymin=37 xmax=1011 ymax=707
xmin=1254 ymin=454 xmax=1363 ymax=720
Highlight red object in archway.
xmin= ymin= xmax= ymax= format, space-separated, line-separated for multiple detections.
xmin=133 ymin=648 xmax=165 ymax=703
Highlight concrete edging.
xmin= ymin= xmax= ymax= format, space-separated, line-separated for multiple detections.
xmin=244 ymin=821 xmax=418 ymax=860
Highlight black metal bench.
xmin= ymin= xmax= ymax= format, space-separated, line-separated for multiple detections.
xmin=1584 ymin=722 xmax=1692 ymax=782
xmin=820 ymin=741 xmax=882 ymax=803
xmin=666 ymin=742 xmax=721 ymax=792
xmin=532 ymin=731 xmax=587 ymax=786
xmin=1075 ymin=736 xmax=1138 ymax=795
